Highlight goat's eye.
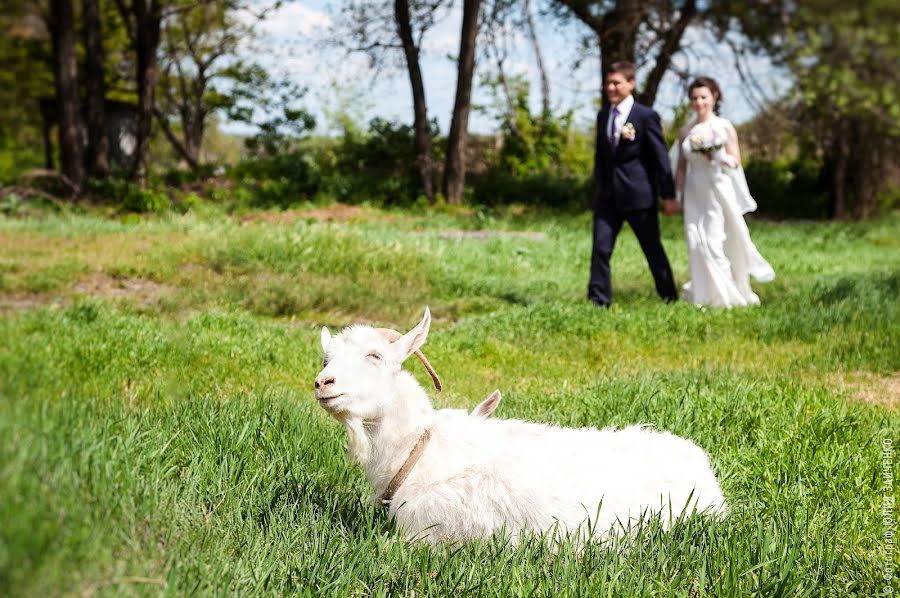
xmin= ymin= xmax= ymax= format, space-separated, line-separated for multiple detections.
xmin=367 ymin=352 xmax=382 ymax=362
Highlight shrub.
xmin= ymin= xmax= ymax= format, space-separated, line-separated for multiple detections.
xmin=469 ymin=171 xmax=590 ymax=209
xmin=87 ymin=176 xmax=171 ymax=214
xmin=744 ymin=157 xmax=828 ymax=219
xmin=315 ymin=117 xmax=438 ymax=206
xmin=229 ymin=151 xmax=320 ymax=208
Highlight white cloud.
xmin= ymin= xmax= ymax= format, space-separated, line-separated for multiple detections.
xmin=257 ymin=3 xmax=331 ymax=39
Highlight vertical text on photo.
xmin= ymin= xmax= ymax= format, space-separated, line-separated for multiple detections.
xmin=883 ymin=438 xmax=895 ymax=595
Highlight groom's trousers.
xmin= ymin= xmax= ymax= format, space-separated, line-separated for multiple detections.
xmin=588 ymin=203 xmax=678 ymax=306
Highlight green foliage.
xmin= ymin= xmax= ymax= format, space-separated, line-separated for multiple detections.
xmin=228 ymin=151 xmax=320 ymax=209
xmin=736 ymin=1 xmax=900 ymax=218
xmin=0 ymin=4 xmax=53 ymax=184
xmin=877 ymin=184 xmax=900 ymax=212
xmin=87 ymin=176 xmax=171 ymax=213
xmin=315 ymin=117 xmax=440 ymax=206
xmin=470 ymin=171 xmax=590 ymax=209
xmin=744 ymin=157 xmax=828 ymax=219
xmin=471 ymin=77 xmax=593 ymax=208
xmin=0 ymin=133 xmax=44 ymax=186
xmin=222 ymin=62 xmax=317 ymax=156
xmin=664 ymin=103 xmax=693 ymax=148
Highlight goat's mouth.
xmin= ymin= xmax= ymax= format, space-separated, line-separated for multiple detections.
xmin=316 ymin=393 xmax=345 ymax=406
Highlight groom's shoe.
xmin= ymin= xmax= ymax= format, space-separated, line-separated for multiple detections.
xmin=590 ymin=299 xmax=611 ymax=309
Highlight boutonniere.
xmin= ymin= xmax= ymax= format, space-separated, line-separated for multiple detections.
xmin=621 ymin=122 xmax=637 ymax=141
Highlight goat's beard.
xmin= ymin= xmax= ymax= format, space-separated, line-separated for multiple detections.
xmin=344 ymin=417 xmax=372 ymax=466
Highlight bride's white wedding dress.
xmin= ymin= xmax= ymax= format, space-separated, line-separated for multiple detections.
xmin=676 ymin=116 xmax=775 ymax=308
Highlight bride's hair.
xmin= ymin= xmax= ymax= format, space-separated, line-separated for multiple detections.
xmin=688 ymin=77 xmax=723 ymax=115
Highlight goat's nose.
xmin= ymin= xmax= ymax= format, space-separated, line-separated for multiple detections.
xmin=315 ymin=376 xmax=335 ymax=390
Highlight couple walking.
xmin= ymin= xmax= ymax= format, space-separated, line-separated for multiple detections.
xmin=588 ymin=62 xmax=775 ymax=309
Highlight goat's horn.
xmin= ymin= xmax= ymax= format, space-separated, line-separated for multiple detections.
xmin=376 ymin=328 xmax=442 ymax=394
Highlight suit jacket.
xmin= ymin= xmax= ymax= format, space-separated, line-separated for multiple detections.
xmin=593 ymin=101 xmax=676 ymax=212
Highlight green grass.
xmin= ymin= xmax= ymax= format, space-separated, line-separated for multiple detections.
xmin=1 ymin=206 xmax=898 ymax=596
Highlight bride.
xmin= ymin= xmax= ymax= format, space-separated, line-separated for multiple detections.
xmin=672 ymin=76 xmax=775 ymax=308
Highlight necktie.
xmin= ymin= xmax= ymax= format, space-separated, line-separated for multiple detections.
xmin=609 ymin=106 xmax=619 ymax=147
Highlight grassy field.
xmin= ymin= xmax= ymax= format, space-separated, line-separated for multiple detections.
xmin=1 ymin=204 xmax=898 ymax=596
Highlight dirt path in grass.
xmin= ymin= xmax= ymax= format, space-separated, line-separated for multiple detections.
xmin=0 ymin=273 xmax=176 ymax=313
xmin=237 ymin=204 xmax=548 ymax=240
xmin=831 ymin=371 xmax=900 ymax=410
xmin=238 ymin=203 xmax=381 ymax=224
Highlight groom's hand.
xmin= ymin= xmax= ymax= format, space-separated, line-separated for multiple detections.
xmin=662 ymin=199 xmax=680 ymax=216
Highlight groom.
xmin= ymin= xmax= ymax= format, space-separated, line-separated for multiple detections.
xmin=588 ymin=61 xmax=679 ymax=307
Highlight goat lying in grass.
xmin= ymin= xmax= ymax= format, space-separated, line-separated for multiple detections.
xmin=314 ymin=308 xmax=726 ymax=544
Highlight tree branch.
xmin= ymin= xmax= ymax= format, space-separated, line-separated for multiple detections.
xmin=153 ymin=107 xmax=198 ymax=169
xmin=638 ymin=0 xmax=697 ymax=106
xmin=556 ymin=0 xmax=604 ymax=33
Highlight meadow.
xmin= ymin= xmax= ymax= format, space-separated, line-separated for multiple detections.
xmin=1 ymin=204 xmax=898 ymax=596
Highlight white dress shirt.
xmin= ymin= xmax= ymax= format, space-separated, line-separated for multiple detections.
xmin=607 ymin=94 xmax=634 ymax=146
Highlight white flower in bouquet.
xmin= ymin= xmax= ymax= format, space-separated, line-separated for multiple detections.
xmin=688 ymin=123 xmax=725 ymax=156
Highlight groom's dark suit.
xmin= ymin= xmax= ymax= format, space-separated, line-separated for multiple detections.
xmin=588 ymin=99 xmax=678 ymax=306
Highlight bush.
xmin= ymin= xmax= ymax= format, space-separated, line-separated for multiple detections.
xmin=877 ymin=184 xmax=900 ymax=212
xmin=744 ymin=157 xmax=828 ymax=219
xmin=87 ymin=176 xmax=172 ymax=214
xmin=228 ymin=151 xmax=320 ymax=209
xmin=469 ymin=171 xmax=590 ymax=209
xmin=163 ymin=164 xmax=219 ymax=188
xmin=466 ymin=80 xmax=594 ymax=209
xmin=315 ymin=117 xmax=438 ymax=206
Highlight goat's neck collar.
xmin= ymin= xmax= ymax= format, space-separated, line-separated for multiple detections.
xmin=379 ymin=427 xmax=432 ymax=507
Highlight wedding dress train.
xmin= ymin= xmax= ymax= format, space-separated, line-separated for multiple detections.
xmin=677 ymin=117 xmax=775 ymax=308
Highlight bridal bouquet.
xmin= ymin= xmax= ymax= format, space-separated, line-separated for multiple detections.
xmin=688 ymin=121 xmax=736 ymax=168
xmin=688 ymin=123 xmax=724 ymax=156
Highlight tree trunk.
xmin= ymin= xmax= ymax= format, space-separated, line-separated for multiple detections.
xmin=395 ymin=0 xmax=435 ymax=203
xmin=523 ymin=0 xmax=550 ymax=116
xmin=82 ymin=0 xmax=110 ymax=177
xmin=828 ymin=121 xmax=848 ymax=220
xmin=130 ymin=0 xmax=162 ymax=185
xmin=42 ymin=116 xmax=55 ymax=170
xmin=493 ymin=53 xmax=520 ymax=137
xmin=853 ymin=140 xmax=877 ymax=219
xmin=443 ymin=0 xmax=481 ymax=205
xmin=598 ymin=0 xmax=642 ymax=108
xmin=184 ymin=115 xmax=203 ymax=168
xmin=50 ymin=0 xmax=85 ymax=195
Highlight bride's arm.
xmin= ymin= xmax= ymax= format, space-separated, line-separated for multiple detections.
xmin=724 ymin=121 xmax=742 ymax=167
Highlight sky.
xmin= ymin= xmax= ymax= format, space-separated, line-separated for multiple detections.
xmin=229 ymin=1 xmax=787 ymax=137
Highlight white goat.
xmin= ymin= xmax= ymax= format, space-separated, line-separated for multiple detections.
xmin=314 ymin=308 xmax=726 ymax=545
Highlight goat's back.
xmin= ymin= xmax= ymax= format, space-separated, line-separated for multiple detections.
xmin=391 ymin=412 xmax=726 ymax=543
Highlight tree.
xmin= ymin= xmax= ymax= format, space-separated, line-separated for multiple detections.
xmin=0 ymin=2 xmax=55 ymax=180
xmin=155 ymin=1 xmax=252 ymax=170
xmin=734 ymin=1 xmax=900 ymax=219
xmin=48 ymin=0 xmax=86 ymax=193
xmin=394 ymin=0 xmax=438 ymax=202
xmin=553 ymin=0 xmax=698 ymax=107
xmin=443 ymin=0 xmax=482 ymax=204
xmin=82 ymin=0 xmax=109 ymax=177
xmin=220 ymin=61 xmax=315 ymax=156
xmin=522 ymin=0 xmax=550 ymax=116
xmin=114 ymin=0 xmax=162 ymax=184
xmin=335 ymin=0 xmax=448 ymax=203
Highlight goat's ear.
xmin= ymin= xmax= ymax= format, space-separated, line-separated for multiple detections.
xmin=320 ymin=327 xmax=331 ymax=353
xmin=472 ymin=389 xmax=502 ymax=417
xmin=392 ymin=307 xmax=431 ymax=361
